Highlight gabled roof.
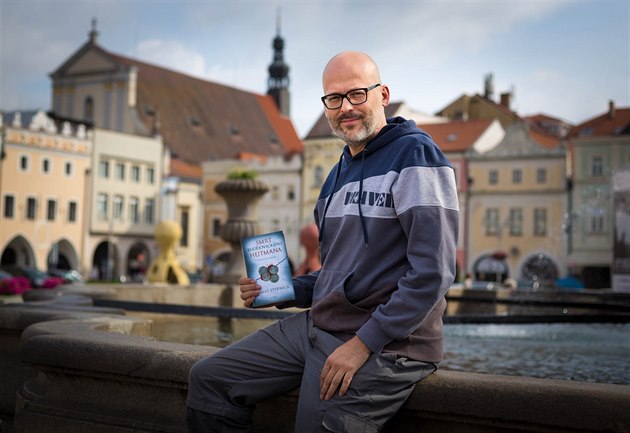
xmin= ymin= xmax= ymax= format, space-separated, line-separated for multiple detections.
xmin=419 ymin=119 xmax=495 ymax=153
xmin=569 ymin=104 xmax=630 ymax=139
xmin=473 ymin=122 xmax=563 ymax=159
xmin=51 ymin=40 xmax=302 ymax=174
xmin=436 ymin=93 xmax=521 ymax=125
xmin=305 ymin=103 xmax=403 ymax=139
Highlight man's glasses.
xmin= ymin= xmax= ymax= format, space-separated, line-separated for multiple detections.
xmin=321 ymin=84 xmax=381 ymax=110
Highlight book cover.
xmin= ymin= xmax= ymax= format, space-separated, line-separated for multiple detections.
xmin=241 ymin=230 xmax=295 ymax=308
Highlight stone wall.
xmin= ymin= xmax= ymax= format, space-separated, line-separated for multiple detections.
xmin=1 ymin=290 xmax=629 ymax=433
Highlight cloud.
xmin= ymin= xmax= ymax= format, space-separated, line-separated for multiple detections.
xmin=136 ymin=39 xmax=208 ymax=78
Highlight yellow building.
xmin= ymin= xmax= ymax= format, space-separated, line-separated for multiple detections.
xmin=0 ymin=110 xmax=92 ymax=273
xmin=467 ymin=122 xmax=568 ymax=286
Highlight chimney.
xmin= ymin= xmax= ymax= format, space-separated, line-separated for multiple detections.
xmin=500 ymin=92 xmax=511 ymax=109
xmin=608 ymin=100 xmax=616 ymax=118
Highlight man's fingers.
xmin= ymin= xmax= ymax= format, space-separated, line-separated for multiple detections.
xmin=338 ymin=372 xmax=354 ymax=397
xmin=320 ymin=369 xmax=346 ymax=400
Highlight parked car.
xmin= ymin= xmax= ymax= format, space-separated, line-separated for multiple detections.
xmin=48 ymin=269 xmax=84 ymax=284
xmin=1 ymin=266 xmax=63 ymax=289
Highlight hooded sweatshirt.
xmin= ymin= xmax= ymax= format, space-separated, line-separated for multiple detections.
xmin=292 ymin=116 xmax=459 ymax=362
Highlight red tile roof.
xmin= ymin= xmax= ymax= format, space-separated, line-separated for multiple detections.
xmin=569 ymin=106 xmax=630 ymax=138
xmin=419 ymin=119 xmax=495 ymax=152
xmin=170 ymin=158 xmax=203 ymax=181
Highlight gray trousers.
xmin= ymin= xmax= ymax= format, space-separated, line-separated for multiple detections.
xmin=186 ymin=311 xmax=436 ymax=433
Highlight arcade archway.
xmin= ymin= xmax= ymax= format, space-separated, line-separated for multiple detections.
xmin=473 ymin=252 xmax=510 ymax=283
xmin=1 ymin=236 xmax=36 ymax=268
xmin=92 ymin=241 xmax=119 ymax=281
xmin=47 ymin=239 xmax=79 ymax=271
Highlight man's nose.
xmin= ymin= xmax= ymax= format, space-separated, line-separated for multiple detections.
xmin=339 ymin=96 xmax=354 ymax=112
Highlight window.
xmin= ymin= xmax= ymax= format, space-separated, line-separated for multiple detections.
xmin=536 ymin=168 xmax=547 ymax=184
xmin=19 ymin=155 xmax=29 ymax=172
xmin=589 ymin=207 xmax=605 ymax=233
xmin=65 ymin=161 xmax=73 ymax=177
xmin=47 ymin=199 xmax=56 ymax=221
xmin=3 ymin=195 xmax=15 ymax=218
xmin=509 ymin=208 xmax=523 ymax=236
xmin=484 ymin=208 xmax=499 ymax=236
xmin=534 ymin=208 xmax=547 ymax=236
xmin=97 ymin=193 xmax=108 ymax=220
xmin=68 ymin=201 xmax=77 ymax=222
xmin=489 ymin=170 xmax=498 ymax=185
xmin=129 ymin=197 xmax=139 ymax=223
xmin=146 ymin=167 xmax=155 ymax=184
xmin=99 ymin=160 xmax=110 ymax=178
xmin=180 ymin=208 xmax=189 ymax=247
xmin=131 ymin=165 xmax=140 ymax=182
xmin=212 ymin=218 xmax=221 ymax=239
xmin=144 ymin=198 xmax=154 ymax=224
xmin=42 ymin=158 xmax=51 ymax=174
xmin=512 ymin=169 xmax=522 ymax=184
xmin=115 ymin=163 xmax=125 ymax=180
xmin=113 ymin=195 xmax=124 ymax=221
xmin=313 ymin=166 xmax=324 ymax=188
xmin=591 ymin=156 xmax=603 ymax=177
xmin=26 ymin=197 xmax=37 ymax=220
xmin=287 ymin=185 xmax=295 ymax=201
xmin=84 ymin=96 xmax=94 ymax=122
xmin=271 ymin=186 xmax=280 ymax=201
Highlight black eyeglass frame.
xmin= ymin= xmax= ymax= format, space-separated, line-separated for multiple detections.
xmin=321 ymin=83 xmax=381 ymax=110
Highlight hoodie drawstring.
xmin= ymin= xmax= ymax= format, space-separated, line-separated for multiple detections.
xmin=318 ymin=153 xmax=343 ymax=243
xmin=318 ymin=150 xmax=369 ymax=249
xmin=358 ymin=150 xmax=368 ymax=248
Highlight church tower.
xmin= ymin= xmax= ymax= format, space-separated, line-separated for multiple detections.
xmin=267 ymin=9 xmax=290 ymax=117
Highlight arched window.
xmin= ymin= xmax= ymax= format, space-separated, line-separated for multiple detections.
xmin=521 ymin=254 xmax=559 ymax=287
xmin=84 ymin=96 xmax=94 ymax=122
xmin=473 ymin=253 xmax=509 ymax=284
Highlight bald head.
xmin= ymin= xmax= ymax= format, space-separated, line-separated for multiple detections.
xmin=322 ymin=51 xmax=382 ymax=92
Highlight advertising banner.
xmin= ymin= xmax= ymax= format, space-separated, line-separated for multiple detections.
xmin=613 ymin=171 xmax=630 ymax=292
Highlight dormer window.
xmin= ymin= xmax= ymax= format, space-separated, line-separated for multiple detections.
xmin=578 ymin=127 xmax=593 ymax=137
xmin=227 ymin=123 xmax=240 ymax=135
xmin=84 ymin=96 xmax=94 ymax=122
xmin=189 ymin=116 xmax=201 ymax=127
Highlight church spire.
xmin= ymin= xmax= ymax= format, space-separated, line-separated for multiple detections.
xmin=88 ymin=17 xmax=99 ymax=44
xmin=267 ymin=8 xmax=290 ymax=117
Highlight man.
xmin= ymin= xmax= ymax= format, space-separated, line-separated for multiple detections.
xmin=187 ymin=51 xmax=459 ymax=432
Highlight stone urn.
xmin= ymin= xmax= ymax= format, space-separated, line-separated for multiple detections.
xmin=214 ymin=178 xmax=269 ymax=284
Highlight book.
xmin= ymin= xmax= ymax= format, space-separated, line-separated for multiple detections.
xmin=241 ymin=230 xmax=295 ymax=308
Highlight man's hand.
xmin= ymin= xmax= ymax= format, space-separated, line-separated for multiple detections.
xmin=320 ymin=336 xmax=371 ymax=400
xmin=238 ymin=277 xmax=260 ymax=308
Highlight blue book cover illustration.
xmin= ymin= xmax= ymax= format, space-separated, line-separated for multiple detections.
xmin=241 ymin=230 xmax=295 ymax=308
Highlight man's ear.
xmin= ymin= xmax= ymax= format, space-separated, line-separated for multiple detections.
xmin=380 ymin=84 xmax=391 ymax=107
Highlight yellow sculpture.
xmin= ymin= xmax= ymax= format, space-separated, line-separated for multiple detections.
xmin=146 ymin=220 xmax=190 ymax=285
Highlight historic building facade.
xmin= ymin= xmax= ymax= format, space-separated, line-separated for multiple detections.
xmin=467 ymin=122 xmax=568 ymax=286
xmin=0 ymin=110 xmax=92 ymax=273
xmin=45 ymin=22 xmax=301 ymax=279
xmin=568 ymin=101 xmax=630 ymax=288
xmin=86 ymin=128 xmax=163 ymax=281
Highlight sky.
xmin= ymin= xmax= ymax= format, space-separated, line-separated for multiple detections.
xmin=1 ymin=0 xmax=628 ymax=138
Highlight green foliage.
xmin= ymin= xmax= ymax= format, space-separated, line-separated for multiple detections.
xmin=227 ymin=169 xmax=258 ymax=180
